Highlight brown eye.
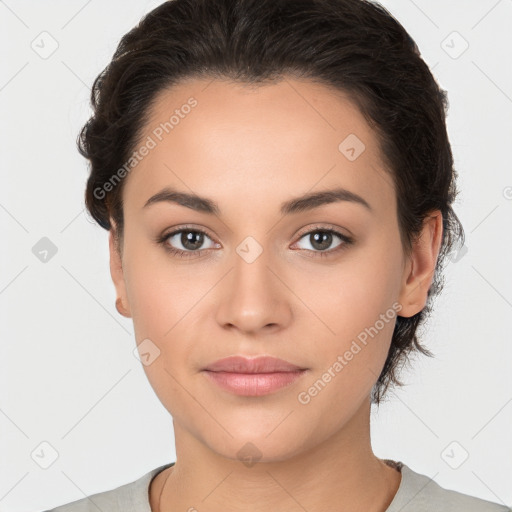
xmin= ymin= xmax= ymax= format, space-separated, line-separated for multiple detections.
xmin=159 ymin=228 xmax=218 ymax=258
xmin=176 ymin=230 xmax=206 ymax=251
xmin=293 ymin=228 xmax=353 ymax=257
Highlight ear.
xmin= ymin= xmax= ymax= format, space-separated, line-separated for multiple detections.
xmin=398 ymin=210 xmax=444 ymax=318
xmin=109 ymin=227 xmax=132 ymax=318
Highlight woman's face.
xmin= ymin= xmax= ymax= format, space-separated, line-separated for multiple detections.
xmin=110 ymin=77 xmax=427 ymax=462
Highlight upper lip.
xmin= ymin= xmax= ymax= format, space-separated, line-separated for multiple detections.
xmin=203 ymin=356 xmax=306 ymax=373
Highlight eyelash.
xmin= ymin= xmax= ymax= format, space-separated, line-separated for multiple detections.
xmin=156 ymin=224 xmax=354 ymax=259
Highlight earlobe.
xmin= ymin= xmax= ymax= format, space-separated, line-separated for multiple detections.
xmin=115 ymin=296 xmax=131 ymax=318
xmin=398 ymin=211 xmax=443 ymax=318
xmin=109 ymin=228 xmax=132 ymax=318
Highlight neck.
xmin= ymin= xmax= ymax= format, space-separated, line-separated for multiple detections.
xmin=153 ymin=397 xmax=401 ymax=512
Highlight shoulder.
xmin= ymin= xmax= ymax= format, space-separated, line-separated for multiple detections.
xmin=388 ymin=462 xmax=510 ymax=512
xmin=43 ymin=463 xmax=174 ymax=512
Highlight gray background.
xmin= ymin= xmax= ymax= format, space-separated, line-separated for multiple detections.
xmin=1 ymin=1 xmax=511 ymax=510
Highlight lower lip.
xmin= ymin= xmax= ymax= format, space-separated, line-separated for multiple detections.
xmin=203 ymin=370 xmax=307 ymax=396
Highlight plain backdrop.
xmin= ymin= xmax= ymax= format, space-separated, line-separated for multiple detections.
xmin=1 ymin=1 xmax=511 ymax=511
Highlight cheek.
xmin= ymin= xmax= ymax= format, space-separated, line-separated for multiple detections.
xmin=297 ymin=246 xmax=402 ymax=347
xmin=122 ymin=248 xmax=200 ymax=418
xmin=122 ymin=236 xmax=205 ymax=339
xmin=121 ymin=240 xmax=212 ymax=395
xmin=295 ymin=270 xmax=401 ymax=428
xmin=295 ymin=238 xmax=403 ymax=397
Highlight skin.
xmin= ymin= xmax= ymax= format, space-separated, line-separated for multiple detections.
xmin=109 ymin=77 xmax=443 ymax=512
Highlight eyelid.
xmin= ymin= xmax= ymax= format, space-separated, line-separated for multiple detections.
xmin=160 ymin=224 xmax=217 ymax=243
xmin=294 ymin=223 xmax=353 ymax=240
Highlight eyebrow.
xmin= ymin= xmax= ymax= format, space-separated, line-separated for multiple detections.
xmin=143 ymin=186 xmax=372 ymax=215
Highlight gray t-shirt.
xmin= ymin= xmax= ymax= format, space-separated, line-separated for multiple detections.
xmin=44 ymin=460 xmax=510 ymax=512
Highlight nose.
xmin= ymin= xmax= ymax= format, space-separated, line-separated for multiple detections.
xmin=214 ymin=245 xmax=293 ymax=335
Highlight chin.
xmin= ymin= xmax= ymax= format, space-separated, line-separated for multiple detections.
xmin=225 ymin=439 xmax=307 ymax=465
xmin=198 ymin=423 xmax=311 ymax=465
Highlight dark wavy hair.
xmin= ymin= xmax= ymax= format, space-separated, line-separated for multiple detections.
xmin=78 ymin=0 xmax=464 ymax=404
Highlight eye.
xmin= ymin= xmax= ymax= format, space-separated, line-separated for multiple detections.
xmin=156 ymin=225 xmax=353 ymax=259
xmin=293 ymin=227 xmax=353 ymax=257
xmin=157 ymin=227 xmax=218 ymax=258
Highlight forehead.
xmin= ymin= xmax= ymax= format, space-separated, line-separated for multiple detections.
xmin=122 ymin=77 xmax=395 ymax=216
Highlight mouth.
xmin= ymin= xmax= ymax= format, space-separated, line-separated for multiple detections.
xmin=202 ymin=355 xmax=308 ymax=396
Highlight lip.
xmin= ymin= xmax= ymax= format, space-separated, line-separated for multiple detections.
xmin=203 ymin=355 xmax=305 ymax=373
xmin=202 ymin=356 xmax=308 ymax=396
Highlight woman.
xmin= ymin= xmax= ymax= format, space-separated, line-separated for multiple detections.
xmin=46 ymin=0 xmax=509 ymax=510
